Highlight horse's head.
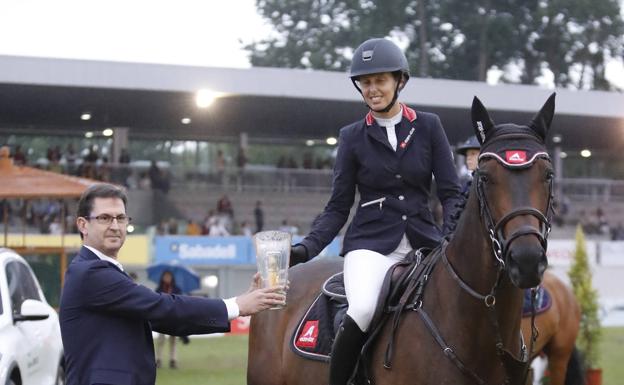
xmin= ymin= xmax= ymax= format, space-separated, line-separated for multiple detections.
xmin=471 ymin=94 xmax=555 ymax=289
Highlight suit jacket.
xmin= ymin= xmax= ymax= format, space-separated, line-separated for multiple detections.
xmin=60 ymin=246 xmax=230 ymax=385
xmin=300 ymin=105 xmax=461 ymax=258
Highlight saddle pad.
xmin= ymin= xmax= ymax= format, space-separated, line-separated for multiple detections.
xmin=290 ymin=293 xmax=347 ymax=362
xmin=522 ymin=286 xmax=551 ymax=317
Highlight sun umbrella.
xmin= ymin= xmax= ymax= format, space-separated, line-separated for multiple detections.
xmin=146 ymin=261 xmax=201 ymax=294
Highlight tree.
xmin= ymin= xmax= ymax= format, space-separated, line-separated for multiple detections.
xmin=568 ymin=224 xmax=601 ymax=369
xmin=246 ymin=0 xmax=624 ymax=90
xmin=509 ymin=0 xmax=623 ymax=89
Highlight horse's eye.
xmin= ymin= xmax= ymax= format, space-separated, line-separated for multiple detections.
xmin=545 ymin=171 xmax=555 ymax=182
xmin=479 ymin=174 xmax=490 ymax=184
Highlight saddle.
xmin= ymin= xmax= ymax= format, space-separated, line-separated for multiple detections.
xmin=522 ymin=286 xmax=552 ymax=317
xmin=290 ymin=247 xmax=439 ymax=363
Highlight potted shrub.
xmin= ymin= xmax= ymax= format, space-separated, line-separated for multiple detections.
xmin=568 ymin=224 xmax=602 ymax=385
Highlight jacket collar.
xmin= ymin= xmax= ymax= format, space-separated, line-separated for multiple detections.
xmin=365 ymin=103 xmax=417 ymax=126
xmin=365 ymin=104 xmax=418 ymax=152
xmin=78 ymin=245 xmax=125 ymax=272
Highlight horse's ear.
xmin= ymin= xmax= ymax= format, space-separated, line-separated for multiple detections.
xmin=529 ymin=93 xmax=556 ymax=140
xmin=471 ymin=96 xmax=495 ymax=145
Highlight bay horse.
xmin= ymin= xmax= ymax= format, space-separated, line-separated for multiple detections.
xmin=521 ymin=271 xmax=583 ymax=385
xmin=249 ymin=94 xmax=557 ymax=385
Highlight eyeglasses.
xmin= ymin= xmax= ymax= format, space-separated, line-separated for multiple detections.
xmin=84 ymin=214 xmax=132 ymax=225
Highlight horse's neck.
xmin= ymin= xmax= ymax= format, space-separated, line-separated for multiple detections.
xmin=445 ymin=190 xmax=524 ymax=345
xmin=446 ymin=191 xmax=498 ymax=293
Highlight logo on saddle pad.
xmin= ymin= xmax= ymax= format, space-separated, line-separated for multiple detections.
xmin=505 ymin=150 xmax=527 ymax=164
xmin=296 ymin=320 xmax=319 ymax=348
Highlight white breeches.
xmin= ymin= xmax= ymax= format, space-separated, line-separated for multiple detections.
xmin=344 ymin=235 xmax=411 ymax=332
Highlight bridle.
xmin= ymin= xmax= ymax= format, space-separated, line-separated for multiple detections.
xmin=475 ymin=151 xmax=554 ymax=268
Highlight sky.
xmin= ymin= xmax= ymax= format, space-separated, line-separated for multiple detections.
xmin=0 ymin=0 xmax=270 ymax=68
xmin=0 ymin=0 xmax=623 ymax=88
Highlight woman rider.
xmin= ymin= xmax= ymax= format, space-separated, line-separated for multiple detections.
xmin=290 ymin=38 xmax=462 ymax=385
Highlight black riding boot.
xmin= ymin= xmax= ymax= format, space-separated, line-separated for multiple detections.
xmin=329 ymin=315 xmax=366 ymax=385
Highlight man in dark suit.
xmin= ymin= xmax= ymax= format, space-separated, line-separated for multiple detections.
xmin=60 ymin=184 xmax=285 ymax=385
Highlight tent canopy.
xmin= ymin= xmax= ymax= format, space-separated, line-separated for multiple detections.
xmin=0 ymin=146 xmax=98 ymax=199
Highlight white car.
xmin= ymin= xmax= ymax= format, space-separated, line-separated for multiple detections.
xmin=0 ymin=248 xmax=64 ymax=385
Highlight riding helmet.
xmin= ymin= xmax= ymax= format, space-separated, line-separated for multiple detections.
xmin=456 ymin=135 xmax=481 ymax=156
xmin=349 ymin=38 xmax=410 ymax=113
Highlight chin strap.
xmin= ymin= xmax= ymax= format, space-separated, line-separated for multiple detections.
xmin=372 ymin=80 xmax=401 ymax=113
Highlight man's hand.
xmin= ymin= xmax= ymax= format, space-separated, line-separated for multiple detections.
xmin=236 ymin=273 xmax=287 ymax=316
xmin=289 ymin=244 xmax=308 ymax=267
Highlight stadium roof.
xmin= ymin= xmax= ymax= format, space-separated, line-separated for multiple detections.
xmin=1 ymin=55 xmax=623 ymax=151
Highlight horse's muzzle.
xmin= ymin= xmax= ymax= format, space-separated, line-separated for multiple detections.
xmin=506 ymin=242 xmax=547 ymax=289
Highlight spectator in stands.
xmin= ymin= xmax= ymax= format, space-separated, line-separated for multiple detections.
xmin=149 ymin=161 xmax=170 ymax=194
xmin=119 ymin=148 xmax=131 ymax=164
xmin=209 ymin=216 xmax=230 ymax=236
xmin=149 ymin=160 xmax=163 ymax=191
xmin=84 ymin=145 xmax=99 ymax=164
xmin=47 ymin=145 xmax=61 ymax=164
xmin=168 ymin=218 xmax=179 ymax=235
xmin=236 ymin=146 xmax=247 ymax=191
xmin=610 ymin=222 xmax=624 ymax=240
xmin=48 ymin=155 xmax=63 ymax=174
xmin=156 ymin=220 xmax=168 ymax=235
xmin=12 ymin=145 xmax=27 ymax=165
xmin=254 ymin=200 xmax=264 ymax=233
xmin=138 ymin=172 xmax=151 ymax=190
xmin=216 ymin=194 xmax=234 ymax=217
xmin=303 ymin=152 xmax=314 ymax=169
xmin=596 ymin=206 xmax=609 ymax=235
xmin=118 ymin=148 xmax=131 ymax=187
xmin=288 ymin=38 xmax=461 ymax=385
xmin=31 ymin=199 xmax=49 ymax=231
xmin=65 ymin=143 xmax=78 ymax=175
xmin=81 ymin=145 xmax=99 ymax=179
xmin=98 ymin=156 xmax=111 ymax=182
xmin=0 ymin=200 xmax=12 ymax=225
xmin=215 ymin=150 xmax=226 ymax=186
xmin=185 ymin=220 xmax=201 ymax=236
xmin=240 ymin=220 xmax=253 ymax=237
xmin=279 ymin=219 xmax=299 ymax=236
xmin=49 ymin=215 xmax=63 ymax=234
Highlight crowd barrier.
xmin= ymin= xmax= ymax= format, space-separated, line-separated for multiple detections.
xmin=153 ymin=235 xmax=624 ymax=267
xmin=153 ymin=235 xmax=343 ymax=265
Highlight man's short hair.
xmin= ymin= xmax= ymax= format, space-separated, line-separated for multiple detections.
xmin=77 ymin=183 xmax=128 ymax=220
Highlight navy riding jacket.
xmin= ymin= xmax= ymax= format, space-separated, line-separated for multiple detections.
xmin=60 ymin=246 xmax=230 ymax=385
xmin=299 ymin=105 xmax=461 ymax=258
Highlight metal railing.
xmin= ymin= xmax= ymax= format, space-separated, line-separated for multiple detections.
xmin=25 ymin=159 xmax=624 ymax=200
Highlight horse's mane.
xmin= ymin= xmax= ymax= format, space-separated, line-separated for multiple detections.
xmin=444 ymin=177 xmax=472 ymax=238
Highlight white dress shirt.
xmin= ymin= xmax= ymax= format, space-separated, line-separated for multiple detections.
xmin=374 ymin=108 xmax=403 ymax=151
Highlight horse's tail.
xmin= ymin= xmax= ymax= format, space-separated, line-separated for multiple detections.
xmin=564 ymin=346 xmax=585 ymax=385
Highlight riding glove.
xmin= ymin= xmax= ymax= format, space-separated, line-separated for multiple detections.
xmin=289 ymin=244 xmax=309 ymax=267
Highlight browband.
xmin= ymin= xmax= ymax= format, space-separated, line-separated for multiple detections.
xmin=479 ymin=151 xmax=550 ymax=169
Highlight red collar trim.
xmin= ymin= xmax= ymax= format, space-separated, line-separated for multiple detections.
xmin=365 ymin=104 xmax=417 ymax=126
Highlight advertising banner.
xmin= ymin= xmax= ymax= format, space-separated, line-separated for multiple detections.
xmin=546 ymin=239 xmax=597 ymax=266
xmin=154 ymin=236 xmax=252 ymax=265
